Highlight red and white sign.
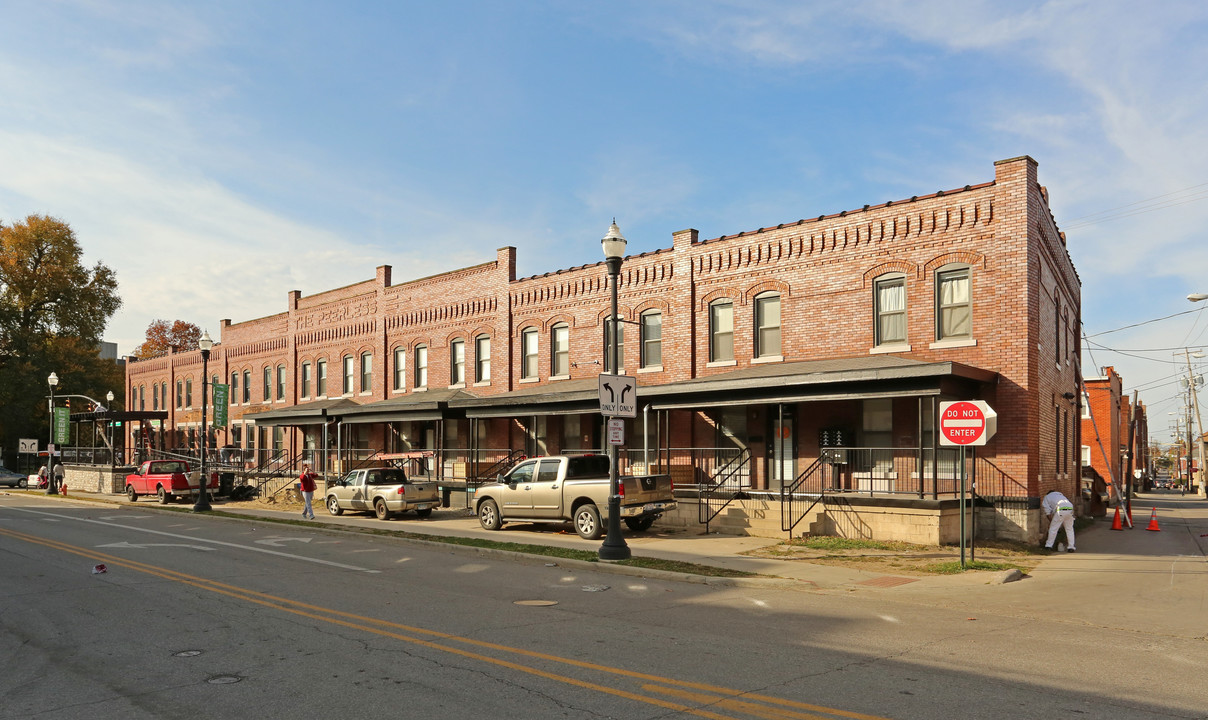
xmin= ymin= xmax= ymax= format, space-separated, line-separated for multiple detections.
xmin=939 ymin=401 xmax=997 ymax=447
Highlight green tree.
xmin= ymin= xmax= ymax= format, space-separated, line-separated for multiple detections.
xmin=0 ymin=215 xmax=122 ymax=465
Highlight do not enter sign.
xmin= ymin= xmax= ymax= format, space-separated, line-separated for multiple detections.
xmin=939 ymin=401 xmax=997 ymax=446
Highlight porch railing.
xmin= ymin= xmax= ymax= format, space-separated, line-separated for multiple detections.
xmin=781 ymin=455 xmax=828 ymax=535
xmin=698 ymin=448 xmax=752 ymax=530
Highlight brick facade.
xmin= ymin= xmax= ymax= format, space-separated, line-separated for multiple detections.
xmin=125 ymin=156 xmax=1082 ymax=541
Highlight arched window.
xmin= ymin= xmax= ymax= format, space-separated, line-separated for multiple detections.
xmin=935 ymin=265 xmax=971 ymax=341
xmin=708 ymin=300 xmax=733 ymax=363
xmin=521 ymin=328 xmax=539 ymax=379
xmin=277 ymin=364 xmax=287 ymax=400
xmin=474 ymin=335 xmax=491 ymax=383
xmin=550 ymin=323 xmax=569 ymax=377
xmin=754 ymin=292 xmax=781 ymax=358
xmin=449 ymin=340 xmax=465 ymax=385
xmin=603 ymin=319 xmax=624 ymax=372
xmin=874 ymin=274 xmax=906 ymax=346
xmin=301 ymin=362 xmax=312 ymax=398
xmin=392 ymin=347 xmax=406 ymax=391
xmin=262 ymin=366 xmax=272 ymax=401
xmin=640 ymin=311 xmax=662 ymax=369
xmin=360 ymin=352 xmax=372 ymax=393
xmin=342 ymin=355 xmax=354 ymax=395
xmin=316 ymin=359 xmax=327 ymax=397
xmin=414 ymin=345 xmax=428 ymax=388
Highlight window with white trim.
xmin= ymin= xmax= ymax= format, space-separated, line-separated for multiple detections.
xmin=709 ymin=300 xmax=734 ymax=362
xmin=415 ymin=345 xmax=428 ymax=388
xmin=521 ymin=328 xmax=538 ymax=379
xmin=450 ymin=340 xmax=465 ymax=385
xmin=754 ymin=292 xmax=781 ymax=358
xmin=640 ymin=310 xmax=662 ymax=368
xmin=936 ymin=266 xmax=971 ymax=341
xmin=874 ymin=274 xmax=907 ymax=345
xmin=551 ymin=323 xmax=569 ymax=376
xmin=475 ymin=335 xmax=490 ymax=383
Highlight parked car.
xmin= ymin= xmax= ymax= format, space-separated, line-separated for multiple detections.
xmin=125 ymin=460 xmax=218 ymax=504
xmin=0 ymin=466 xmax=27 ymax=488
xmin=475 ymin=454 xmax=676 ymax=540
xmin=325 ymin=467 xmax=439 ymax=520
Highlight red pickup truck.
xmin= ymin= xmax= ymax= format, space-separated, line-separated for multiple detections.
xmin=125 ymin=460 xmax=218 ymax=504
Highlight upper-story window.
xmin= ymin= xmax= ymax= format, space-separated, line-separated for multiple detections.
xmin=709 ymin=300 xmax=734 ymax=363
xmin=161 ymin=382 xmax=167 ymax=410
xmin=551 ymin=323 xmax=569 ymax=377
xmin=450 ymin=340 xmax=465 ymax=385
xmin=1081 ymin=391 xmax=1091 ymax=418
xmin=185 ymin=378 xmax=193 ymax=408
xmin=640 ymin=311 xmax=662 ymax=369
xmin=475 ymin=335 xmax=491 ymax=383
xmin=415 ymin=345 xmax=428 ymax=388
xmin=342 ymin=355 xmax=354 ymax=395
xmin=521 ymin=327 xmax=539 ymax=379
xmin=277 ymin=365 xmax=286 ymax=400
xmin=604 ymin=319 xmax=624 ymax=372
xmin=176 ymin=380 xmax=183 ymax=409
xmin=360 ymin=352 xmax=372 ymax=393
xmin=754 ymin=292 xmax=781 ymax=358
xmin=242 ymin=370 xmax=251 ymax=403
xmin=874 ymin=274 xmax=907 ymax=346
xmin=262 ymin=366 xmax=271 ymax=402
xmin=936 ymin=266 xmax=971 ymax=341
xmin=301 ymin=362 xmax=311 ymax=398
xmin=316 ymin=359 xmax=327 ymax=397
xmin=230 ymin=372 xmax=238 ymax=404
xmin=152 ymin=383 xmax=159 ymax=411
xmin=392 ymin=347 xmax=406 ymax=391
xmin=139 ymin=385 xmax=145 ymax=411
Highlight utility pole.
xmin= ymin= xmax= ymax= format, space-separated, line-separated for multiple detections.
xmin=1183 ymin=349 xmax=1207 ymax=497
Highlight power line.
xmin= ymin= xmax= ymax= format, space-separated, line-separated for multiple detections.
xmin=1085 ymin=307 xmax=1203 ymax=338
xmin=1063 ymin=183 xmax=1208 ymax=230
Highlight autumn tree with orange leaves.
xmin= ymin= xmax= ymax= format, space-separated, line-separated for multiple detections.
xmin=135 ymin=319 xmax=201 ymax=359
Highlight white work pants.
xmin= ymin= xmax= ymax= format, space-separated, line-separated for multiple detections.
xmin=1046 ymin=509 xmax=1075 ymax=549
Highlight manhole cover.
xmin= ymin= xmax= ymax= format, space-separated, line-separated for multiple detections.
xmin=173 ymin=650 xmax=203 ymax=658
xmin=206 ymin=675 xmax=242 ymax=685
xmin=582 ymin=585 xmax=610 ymax=592
xmin=514 ymin=600 xmax=558 ymax=607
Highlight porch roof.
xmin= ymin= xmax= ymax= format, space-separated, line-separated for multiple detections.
xmin=241 ymin=397 xmax=361 ymax=426
xmin=448 ymin=356 xmax=998 ymax=417
xmin=336 ymin=389 xmax=479 ymax=424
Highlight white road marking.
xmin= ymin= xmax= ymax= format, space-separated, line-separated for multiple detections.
xmin=254 ymin=536 xmax=313 ymax=547
xmin=7 ymin=506 xmax=379 ymax=573
xmin=98 ymin=541 xmax=215 ymax=552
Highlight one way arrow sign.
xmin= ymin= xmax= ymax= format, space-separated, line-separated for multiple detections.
xmin=598 ymin=374 xmax=637 ymax=418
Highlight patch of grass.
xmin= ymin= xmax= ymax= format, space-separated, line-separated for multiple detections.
xmin=786 ymin=536 xmax=908 ymax=552
xmin=923 ymin=560 xmax=1029 ymax=575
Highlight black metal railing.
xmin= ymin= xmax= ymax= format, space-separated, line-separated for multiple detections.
xmin=780 ymin=455 xmax=828 ymax=535
xmin=698 ymin=448 xmax=752 ymax=530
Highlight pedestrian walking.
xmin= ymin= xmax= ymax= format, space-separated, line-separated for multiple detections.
xmin=52 ymin=462 xmax=65 ymax=491
xmin=298 ymin=463 xmax=318 ymax=520
xmin=1042 ymin=490 xmax=1076 ymax=552
xmin=37 ymin=464 xmax=48 ymax=489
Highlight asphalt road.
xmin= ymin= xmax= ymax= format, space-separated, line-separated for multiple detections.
xmin=2 ymin=493 xmax=1205 ymax=719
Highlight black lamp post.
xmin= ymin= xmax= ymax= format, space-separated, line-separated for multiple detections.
xmin=193 ymin=331 xmax=214 ymax=512
xmin=599 ymin=220 xmax=632 ymax=561
xmin=106 ymin=390 xmax=115 ymax=466
xmin=46 ymin=372 xmax=59 ymax=495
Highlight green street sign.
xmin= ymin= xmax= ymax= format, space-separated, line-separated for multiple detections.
xmin=212 ymin=383 xmax=229 ymax=427
xmin=53 ymin=406 xmax=71 ymax=444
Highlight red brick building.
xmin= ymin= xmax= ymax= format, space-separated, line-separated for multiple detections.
xmin=1081 ymin=366 xmax=1122 ymax=501
xmin=124 ymin=155 xmax=1081 ymax=543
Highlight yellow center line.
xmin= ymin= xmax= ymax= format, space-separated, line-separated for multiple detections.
xmin=1 ymin=526 xmax=893 ymax=720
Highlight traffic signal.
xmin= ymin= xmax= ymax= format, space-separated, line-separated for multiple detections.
xmin=64 ymin=399 xmax=71 ymax=409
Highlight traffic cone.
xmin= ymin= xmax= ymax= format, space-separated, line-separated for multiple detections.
xmin=1110 ymin=506 xmax=1123 ymax=531
xmin=1145 ymin=508 xmax=1161 ymax=532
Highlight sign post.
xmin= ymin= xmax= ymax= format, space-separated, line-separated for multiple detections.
xmin=939 ymin=401 xmax=997 ymax=568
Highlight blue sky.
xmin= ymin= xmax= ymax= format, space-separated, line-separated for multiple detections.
xmin=2 ymin=1 xmax=1207 ymax=442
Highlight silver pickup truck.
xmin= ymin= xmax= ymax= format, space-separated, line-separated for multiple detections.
xmin=325 ymin=466 xmax=439 ymax=520
xmin=475 ymin=454 xmax=676 ymax=539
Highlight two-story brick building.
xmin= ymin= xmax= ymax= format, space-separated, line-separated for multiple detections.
xmin=124 ymin=155 xmax=1081 ymax=544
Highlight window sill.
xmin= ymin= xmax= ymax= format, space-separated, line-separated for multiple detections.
xmin=519 ymin=377 xmax=540 ymax=384
xmin=447 ymin=382 xmax=466 ymax=390
xmin=391 ymin=389 xmax=405 ymax=395
xmin=869 ymin=343 xmax=911 ymax=355
xmin=706 ymin=360 xmax=737 ymax=368
xmin=929 ymin=338 xmax=977 ymax=350
xmin=752 ymin=355 xmax=783 ymax=364
xmin=473 ymin=380 xmax=491 ymax=387
xmin=413 ymin=386 xmax=428 ymax=392
xmin=637 ymin=365 xmax=664 ymax=374
xmin=549 ymin=375 xmax=571 ymax=382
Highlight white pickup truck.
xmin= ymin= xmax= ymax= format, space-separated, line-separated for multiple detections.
xmin=475 ymin=454 xmax=676 ymax=540
xmin=325 ymin=466 xmax=439 ymax=520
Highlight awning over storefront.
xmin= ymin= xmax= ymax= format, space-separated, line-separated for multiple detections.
xmin=448 ymin=356 xmax=997 ymax=417
xmin=242 ymin=398 xmax=360 ymax=426
xmin=337 ymin=389 xmax=477 ymax=424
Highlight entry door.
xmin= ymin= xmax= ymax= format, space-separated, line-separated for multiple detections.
xmin=769 ymin=407 xmax=796 ymax=491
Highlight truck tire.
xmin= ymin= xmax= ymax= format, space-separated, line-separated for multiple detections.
xmin=478 ymin=499 xmax=502 ymax=531
xmin=326 ymin=495 xmax=343 ymax=516
xmin=414 ymin=508 xmax=433 ymax=518
xmin=573 ymin=504 xmax=603 ymax=540
xmin=625 ymin=516 xmax=655 ymax=532
xmin=127 ymin=485 xmax=138 ymax=502
xmin=157 ymin=486 xmax=170 ymax=504
xmin=374 ymin=499 xmax=392 ymax=520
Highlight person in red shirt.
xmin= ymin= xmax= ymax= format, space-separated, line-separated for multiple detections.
xmin=298 ymin=463 xmax=318 ymax=520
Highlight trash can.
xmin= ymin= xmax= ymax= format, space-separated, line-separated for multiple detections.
xmin=219 ymin=473 xmax=235 ymax=496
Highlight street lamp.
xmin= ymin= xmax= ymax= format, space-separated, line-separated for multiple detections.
xmin=46 ymin=372 xmax=59 ymax=494
xmin=599 ymin=220 xmax=631 ymax=561
xmin=193 ymin=331 xmax=214 ymax=512
xmin=106 ymin=390 xmax=115 ymax=466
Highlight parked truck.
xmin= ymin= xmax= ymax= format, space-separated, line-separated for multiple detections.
xmin=325 ymin=466 xmax=439 ymax=520
xmin=125 ymin=460 xmax=218 ymax=504
xmin=475 ymin=454 xmax=676 ymax=540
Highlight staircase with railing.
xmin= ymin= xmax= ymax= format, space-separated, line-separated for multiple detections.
xmin=780 ymin=455 xmax=829 ymax=535
xmin=472 ymin=449 xmax=527 ymax=486
xmin=698 ymin=448 xmax=752 ymax=532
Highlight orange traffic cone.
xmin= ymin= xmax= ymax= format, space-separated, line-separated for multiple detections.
xmin=1110 ymin=506 xmax=1123 ymax=531
xmin=1145 ymin=507 xmax=1161 ymax=532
